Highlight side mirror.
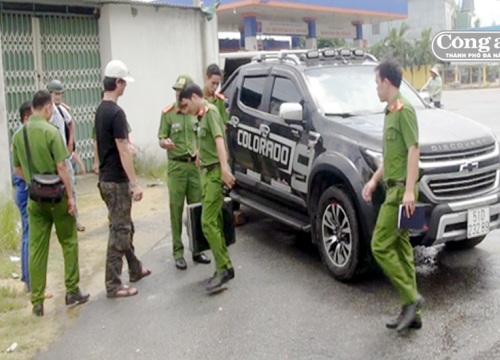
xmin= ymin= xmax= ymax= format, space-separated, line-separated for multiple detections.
xmin=279 ymin=102 xmax=303 ymax=126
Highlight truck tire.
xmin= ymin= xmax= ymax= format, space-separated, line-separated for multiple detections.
xmin=445 ymin=236 xmax=486 ymax=251
xmin=315 ymin=186 xmax=362 ymax=282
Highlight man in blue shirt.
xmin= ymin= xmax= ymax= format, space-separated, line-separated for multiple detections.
xmin=11 ymin=101 xmax=32 ymax=291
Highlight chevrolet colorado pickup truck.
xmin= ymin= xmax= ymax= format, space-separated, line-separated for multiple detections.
xmin=221 ymin=48 xmax=500 ymax=281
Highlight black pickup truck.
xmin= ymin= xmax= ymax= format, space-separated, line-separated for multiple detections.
xmin=221 ymin=49 xmax=500 ymax=281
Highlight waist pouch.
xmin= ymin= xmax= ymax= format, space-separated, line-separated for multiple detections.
xmin=29 ymin=174 xmax=65 ymax=203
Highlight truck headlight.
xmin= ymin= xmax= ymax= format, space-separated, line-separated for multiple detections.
xmin=362 ymin=149 xmax=383 ymax=171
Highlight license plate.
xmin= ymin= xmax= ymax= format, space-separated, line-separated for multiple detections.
xmin=467 ymin=207 xmax=490 ymax=239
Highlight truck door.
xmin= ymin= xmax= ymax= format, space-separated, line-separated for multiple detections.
xmin=226 ymin=70 xmax=273 ymax=189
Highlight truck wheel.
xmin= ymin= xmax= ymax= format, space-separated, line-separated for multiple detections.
xmin=316 ymin=186 xmax=361 ymax=281
xmin=445 ymin=236 xmax=486 ymax=250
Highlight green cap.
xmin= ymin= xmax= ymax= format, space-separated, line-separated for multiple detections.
xmin=172 ymin=75 xmax=193 ymax=90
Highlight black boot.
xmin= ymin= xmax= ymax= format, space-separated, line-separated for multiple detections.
xmin=65 ymin=289 xmax=90 ymax=307
xmin=205 ymin=268 xmax=234 ymax=291
xmin=193 ymin=253 xmax=211 ymax=264
xmin=396 ymin=298 xmax=424 ymax=332
xmin=32 ymin=303 xmax=44 ymax=317
xmin=386 ymin=306 xmax=422 ymax=330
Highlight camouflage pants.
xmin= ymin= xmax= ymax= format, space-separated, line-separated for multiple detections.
xmin=98 ymin=182 xmax=142 ymax=294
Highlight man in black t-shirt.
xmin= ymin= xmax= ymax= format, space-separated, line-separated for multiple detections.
xmin=95 ymin=60 xmax=151 ymax=298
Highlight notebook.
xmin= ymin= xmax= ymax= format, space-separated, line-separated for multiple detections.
xmin=398 ymin=203 xmax=427 ymax=230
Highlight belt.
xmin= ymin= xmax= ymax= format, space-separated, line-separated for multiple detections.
xmin=201 ymin=163 xmax=220 ymax=172
xmin=171 ymin=155 xmax=196 ymax=163
xmin=386 ymin=179 xmax=406 ymax=188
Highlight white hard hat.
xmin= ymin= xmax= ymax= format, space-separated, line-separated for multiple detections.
xmin=104 ymin=60 xmax=134 ymax=83
xmin=430 ymin=67 xmax=439 ymax=76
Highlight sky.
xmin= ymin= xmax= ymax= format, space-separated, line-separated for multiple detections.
xmin=468 ymin=0 xmax=500 ymax=26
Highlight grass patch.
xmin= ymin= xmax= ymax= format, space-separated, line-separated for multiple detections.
xmin=0 ymin=198 xmax=21 ymax=279
xmin=0 ymin=286 xmax=25 ymax=314
xmin=133 ymin=149 xmax=168 ymax=181
xmin=0 ymin=198 xmax=19 ymax=252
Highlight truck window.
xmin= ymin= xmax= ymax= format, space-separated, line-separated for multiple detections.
xmin=269 ymin=77 xmax=303 ymax=116
xmin=240 ymin=76 xmax=267 ymax=110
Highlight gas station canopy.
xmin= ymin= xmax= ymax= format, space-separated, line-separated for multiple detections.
xmin=218 ymin=0 xmax=407 ymax=39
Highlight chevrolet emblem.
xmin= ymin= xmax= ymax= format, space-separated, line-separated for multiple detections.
xmin=459 ymin=161 xmax=478 ymax=173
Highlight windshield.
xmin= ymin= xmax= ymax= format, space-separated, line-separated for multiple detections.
xmin=305 ymin=65 xmax=426 ymax=116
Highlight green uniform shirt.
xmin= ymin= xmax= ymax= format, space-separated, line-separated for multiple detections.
xmin=204 ymin=87 xmax=229 ymax=124
xmin=212 ymin=95 xmax=228 ymax=124
xmin=158 ymin=102 xmax=198 ymax=159
xmin=197 ymin=100 xmax=225 ymax=167
xmin=383 ymin=92 xmax=419 ymax=182
xmin=12 ymin=115 xmax=69 ymax=183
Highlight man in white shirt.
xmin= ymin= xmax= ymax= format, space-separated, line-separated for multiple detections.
xmin=48 ymin=79 xmax=85 ymax=232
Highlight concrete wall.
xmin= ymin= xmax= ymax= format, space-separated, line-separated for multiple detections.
xmin=98 ymin=4 xmax=219 ymax=159
xmin=363 ymin=0 xmax=452 ymax=45
xmin=0 ymin=35 xmax=12 ymax=197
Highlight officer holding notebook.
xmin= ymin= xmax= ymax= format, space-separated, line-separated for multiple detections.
xmin=362 ymin=60 xmax=423 ymax=332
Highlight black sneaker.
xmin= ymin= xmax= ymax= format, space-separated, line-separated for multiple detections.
xmin=65 ymin=289 xmax=90 ymax=307
xmin=32 ymin=303 xmax=44 ymax=317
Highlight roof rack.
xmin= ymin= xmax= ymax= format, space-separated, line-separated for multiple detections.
xmin=251 ymin=48 xmax=377 ymax=66
xmin=252 ymin=50 xmax=307 ymax=65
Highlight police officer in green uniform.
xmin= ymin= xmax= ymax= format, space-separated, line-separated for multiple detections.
xmin=178 ymin=83 xmax=235 ymax=291
xmin=158 ymin=75 xmax=211 ymax=269
xmin=362 ymin=60 xmax=423 ymax=332
xmin=12 ymin=90 xmax=89 ymax=316
xmin=203 ymin=64 xmax=228 ymax=124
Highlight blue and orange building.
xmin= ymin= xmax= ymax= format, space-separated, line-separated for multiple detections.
xmin=216 ymin=0 xmax=408 ymax=50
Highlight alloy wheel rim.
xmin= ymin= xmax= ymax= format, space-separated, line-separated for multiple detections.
xmin=321 ymin=202 xmax=352 ymax=268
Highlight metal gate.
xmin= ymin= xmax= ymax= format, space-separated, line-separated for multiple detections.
xmin=1 ymin=9 xmax=101 ymax=171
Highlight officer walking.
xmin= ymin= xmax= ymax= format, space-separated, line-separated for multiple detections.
xmin=179 ymin=83 xmax=235 ymax=292
xmin=203 ymin=64 xmax=246 ymax=226
xmin=47 ymin=79 xmax=85 ymax=232
xmin=95 ymin=60 xmax=151 ymax=298
xmin=203 ymin=64 xmax=228 ymax=124
xmin=362 ymin=60 xmax=423 ymax=332
xmin=12 ymin=90 xmax=89 ymax=316
xmin=158 ymin=75 xmax=211 ymax=270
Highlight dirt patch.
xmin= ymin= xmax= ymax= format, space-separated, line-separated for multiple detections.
xmin=0 ymin=174 xmax=170 ymax=360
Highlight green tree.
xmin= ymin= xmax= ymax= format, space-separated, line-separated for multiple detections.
xmin=414 ymin=28 xmax=434 ymax=69
xmin=317 ymin=38 xmax=348 ymax=49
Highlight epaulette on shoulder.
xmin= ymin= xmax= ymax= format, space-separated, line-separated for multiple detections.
xmin=198 ymin=105 xmax=210 ymax=117
xmin=162 ymin=104 xmax=174 ymax=114
xmin=216 ymin=92 xmax=226 ymax=100
xmin=61 ymin=102 xmax=71 ymax=111
xmin=389 ymin=99 xmax=404 ymax=113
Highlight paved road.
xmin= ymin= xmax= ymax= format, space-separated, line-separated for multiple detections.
xmin=39 ymin=88 xmax=500 ymax=360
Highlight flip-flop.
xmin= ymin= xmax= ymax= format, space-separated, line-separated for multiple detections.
xmin=107 ymin=285 xmax=138 ymax=298
xmin=129 ymin=267 xmax=151 ymax=283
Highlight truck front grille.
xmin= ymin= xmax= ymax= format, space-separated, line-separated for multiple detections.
xmin=420 ymin=143 xmax=496 ymax=162
xmin=426 ymin=169 xmax=497 ymax=200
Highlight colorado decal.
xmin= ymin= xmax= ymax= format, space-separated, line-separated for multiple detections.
xmin=236 ymin=123 xmax=296 ymax=174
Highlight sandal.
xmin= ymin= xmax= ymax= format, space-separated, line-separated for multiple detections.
xmin=129 ymin=267 xmax=151 ymax=283
xmin=107 ymin=285 xmax=138 ymax=298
